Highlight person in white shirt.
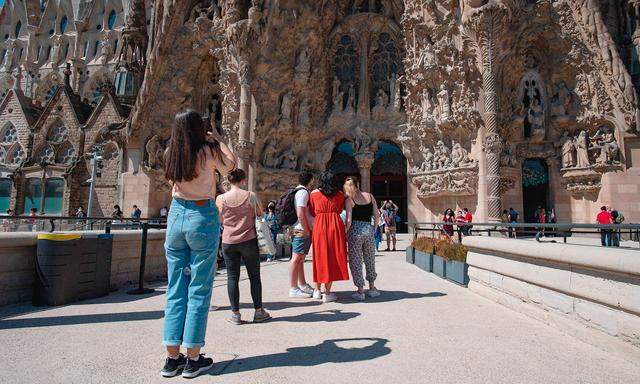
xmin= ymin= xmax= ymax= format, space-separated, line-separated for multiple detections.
xmin=289 ymin=171 xmax=316 ymax=298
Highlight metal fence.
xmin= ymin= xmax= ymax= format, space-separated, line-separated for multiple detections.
xmin=0 ymin=215 xmax=167 ymax=233
xmin=408 ymin=221 xmax=640 ymax=248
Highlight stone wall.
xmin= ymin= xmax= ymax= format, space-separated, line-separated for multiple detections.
xmin=464 ymin=236 xmax=640 ymax=361
xmin=0 ymin=229 xmax=167 ymax=306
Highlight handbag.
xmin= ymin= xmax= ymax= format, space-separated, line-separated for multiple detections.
xmin=256 ymin=219 xmax=276 ymax=256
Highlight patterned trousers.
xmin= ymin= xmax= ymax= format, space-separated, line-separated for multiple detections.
xmin=347 ymin=220 xmax=377 ymax=289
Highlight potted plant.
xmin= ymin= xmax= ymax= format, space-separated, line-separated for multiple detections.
xmin=410 ymin=237 xmax=435 ymax=272
xmin=432 ymin=239 xmax=448 ymax=278
xmin=439 ymin=243 xmax=469 ymax=286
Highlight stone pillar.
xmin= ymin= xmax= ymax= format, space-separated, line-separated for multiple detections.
xmin=358 ymin=35 xmax=370 ymax=118
xmin=238 ymin=79 xmax=251 ymax=173
xmin=356 ymin=151 xmax=375 ymax=193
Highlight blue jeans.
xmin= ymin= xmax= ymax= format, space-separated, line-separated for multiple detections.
xmin=163 ymin=198 xmax=220 ymax=348
xmin=600 ymin=230 xmax=612 ymax=247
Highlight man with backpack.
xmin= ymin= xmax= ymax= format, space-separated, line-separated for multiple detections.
xmin=275 ymin=170 xmax=315 ymax=298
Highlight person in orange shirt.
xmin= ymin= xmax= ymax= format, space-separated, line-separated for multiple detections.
xmin=596 ymin=206 xmax=613 ymax=247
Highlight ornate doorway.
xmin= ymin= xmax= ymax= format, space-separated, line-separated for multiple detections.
xmin=522 ymin=158 xmax=550 ymax=223
xmin=327 ymin=141 xmax=360 ymax=185
xmin=371 ymin=141 xmax=407 ymax=232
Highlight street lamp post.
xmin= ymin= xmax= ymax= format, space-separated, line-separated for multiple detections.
xmin=86 ymin=151 xmax=103 ymax=218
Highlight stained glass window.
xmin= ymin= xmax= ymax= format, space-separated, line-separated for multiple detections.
xmin=60 ymin=15 xmax=68 ymax=34
xmin=108 ymin=10 xmax=117 ymax=29
xmin=36 ymin=144 xmax=55 ymax=164
xmin=15 ymin=21 xmax=22 ymax=38
xmin=44 ymin=178 xmax=64 ymax=215
xmin=1 ymin=123 xmax=18 ymax=143
xmin=23 ymin=178 xmax=42 ymax=214
xmin=334 ymin=35 xmax=359 ymax=109
xmin=370 ymin=32 xmax=400 ymax=106
xmin=0 ymin=178 xmax=10 ymax=213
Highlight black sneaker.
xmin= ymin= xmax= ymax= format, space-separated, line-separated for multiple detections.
xmin=160 ymin=353 xmax=186 ymax=377
xmin=182 ymin=354 xmax=214 ymax=379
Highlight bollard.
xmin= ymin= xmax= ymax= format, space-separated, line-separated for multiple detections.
xmin=127 ymin=222 xmax=155 ymax=295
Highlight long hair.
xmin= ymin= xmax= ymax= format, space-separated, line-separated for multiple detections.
xmin=318 ymin=170 xmax=338 ymax=197
xmin=164 ymin=109 xmax=221 ymax=183
xmin=343 ymin=176 xmax=360 ymax=199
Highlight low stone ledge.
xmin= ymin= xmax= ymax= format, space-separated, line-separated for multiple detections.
xmin=463 ymin=237 xmax=640 ymax=362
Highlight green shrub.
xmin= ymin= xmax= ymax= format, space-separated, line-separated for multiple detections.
xmin=410 ymin=237 xmax=437 ymax=253
xmin=436 ymin=242 xmax=468 ymax=263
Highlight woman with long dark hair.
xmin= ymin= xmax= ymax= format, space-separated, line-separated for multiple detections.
xmin=308 ymin=171 xmax=349 ymax=302
xmin=161 ymin=109 xmax=236 ymax=379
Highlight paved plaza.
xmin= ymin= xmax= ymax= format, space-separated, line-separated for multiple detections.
xmin=1 ymin=237 xmax=639 ymax=384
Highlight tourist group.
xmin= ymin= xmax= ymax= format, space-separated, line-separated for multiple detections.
xmin=159 ymin=110 xmax=391 ymax=378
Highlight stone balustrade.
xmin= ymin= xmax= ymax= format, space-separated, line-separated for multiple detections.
xmin=0 ymin=230 xmax=167 ymax=306
xmin=463 ymin=236 xmax=640 ymax=361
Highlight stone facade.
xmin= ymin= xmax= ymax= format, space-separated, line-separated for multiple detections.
xmin=2 ymin=1 xmax=640 ymax=224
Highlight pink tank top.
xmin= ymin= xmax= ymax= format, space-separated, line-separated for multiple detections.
xmin=220 ymin=192 xmax=257 ymax=245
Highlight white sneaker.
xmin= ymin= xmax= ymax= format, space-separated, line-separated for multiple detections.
xmin=366 ymin=289 xmax=381 ymax=298
xmin=322 ymin=293 xmax=338 ymax=303
xmin=351 ymin=292 xmax=365 ymax=301
xmin=299 ymin=283 xmax=314 ymax=295
xmin=289 ymin=288 xmax=312 ymax=298
xmin=312 ymin=289 xmax=322 ymax=299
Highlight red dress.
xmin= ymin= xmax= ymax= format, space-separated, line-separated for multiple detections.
xmin=309 ymin=190 xmax=349 ymax=284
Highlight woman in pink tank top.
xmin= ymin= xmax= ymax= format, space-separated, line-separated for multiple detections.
xmin=216 ymin=169 xmax=271 ymax=325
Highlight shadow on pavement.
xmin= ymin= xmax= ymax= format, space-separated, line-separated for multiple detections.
xmin=266 ymin=309 xmax=360 ymax=323
xmin=213 ymin=300 xmax=323 ymax=312
xmin=0 ymin=310 xmax=165 ymax=330
xmin=334 ymin=290 xmax=446 ymax=303
xmin=214 ymin=337 xmax=391 ymax=376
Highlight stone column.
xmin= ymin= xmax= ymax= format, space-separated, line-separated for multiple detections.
xmin=237 ymin=70 xmax=255 ymax=191
xmin=358 ymin=35 xmax=370 ymax=118
xmin=356 ymin=151 xmax=375 ymax=193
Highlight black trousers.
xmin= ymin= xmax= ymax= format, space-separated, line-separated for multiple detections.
xmin=222 ymin=238 xmax=262 ymax=311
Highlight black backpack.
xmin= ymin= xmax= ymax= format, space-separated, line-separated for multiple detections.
xmin=275 ymin=187 xmax=307 ymax=226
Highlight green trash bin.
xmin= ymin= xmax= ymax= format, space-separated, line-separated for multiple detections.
xmin=34 ymin=233 xmax=114 ymax=306
xmin=34 ymin=234 xmax=82 ymax=306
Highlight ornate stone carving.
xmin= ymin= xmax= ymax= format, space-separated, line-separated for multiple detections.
xmin=437 ymin=84 xmax=452 ymax=123
xmin=295 ymin=48 xmax=311 ymax=81
xmin=235 ymin=139 xmax=254 ymax=162
xmin=412 ymin=165 xmax=478 ymax=199
xmin=143 ymin=135 xmax=167 ymax=171
xmin=278 ymin=148 xmax=298 ymax=171
xmin=411 ymin=140 xmax=475 ymax=173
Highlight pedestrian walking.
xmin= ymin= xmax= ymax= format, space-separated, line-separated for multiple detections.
xmin=132 ymin=205 xmax=142 ymax=221
xmin=380 ymin=200 xmax=399 ymax=251
xmin=309 ymin=171 xmax=349 ymax=303
xmin=160 ymin=109 xmax=236 ymax=379
xmin=343 ymin=176 xmax=381 ymax=301
xmin=217 ymin=168 xmax=271 ymax=325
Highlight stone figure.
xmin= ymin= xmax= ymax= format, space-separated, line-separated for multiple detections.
xmin=419 ymin=148 xmax=434 ymax=171
xmin=145 ymin=135 xmax=165 ymax=170
xmin=421 ymin=89 xmax=433 ymax=121
xmin=575 ymin=130 xmax=590 ymax=168
xmin=433 ymin=140 xmax=451 ymax=169
xmin=551 ymin=81 xmax=572 ymax=117
xmin=392 ymin=77 xmax=402 ymax=112
xmin=354 ymin=126 xmax=373 ymax=154
xmin=346 ymin=85 xmax=356 ymax=114
xmin=372 ymin=89 xmax=388 ymax=119
xmin=295 ymin=48 xmax=311 ymax=80
xmin=261 ymin=139 xmax=279 ymax=168
xmin=331 ymin=76 xmax=342 ymax=112
xmin=278 ymin=148 xmax=298 ymax=170
xmin=280 ymin=92 xmax=292 ymax=122
xmin=416 ymin=37 xmax=435 ymax=68
xmin=501 ymin=142 xmax=518 ymax=167
xmin=437 ymin=84 xmax=451 ymax=122
xmin=450 ymin=141 xmax=472 ymax=168
xmin=560 ymin=132 xmax=576 ymax=168
xmin=297 ymin=99 xmax=311 ymax=127
xmin=592 ymin=125 xmax=620 ymax=165
xmin=389 ymin=73 xmax=397 ymax=106
xmin=528 ymin=99 xmax=545 ymax=139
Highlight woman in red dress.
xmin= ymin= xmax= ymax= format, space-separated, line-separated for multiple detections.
xmin=309 ymin=171 xmax=350 ymax=303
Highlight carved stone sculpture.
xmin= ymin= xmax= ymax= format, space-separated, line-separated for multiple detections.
xmin=437 ymin=84 xmax=451 ymax=122
xmin=560 ymin=132 xmax=576 ymax=169
xmin=332 ymin=76 xmax=343 ymax=113
xmin=450 ymin=141 xmax=473 ymax=168
xmin=278 ymin=148 xmax=298 ymax=170
xmin=575 ymin=130 xmax=590 ymax=168
xmin=346 ymin=85 xmax=356 ymax=115
xmin=501 ymin=142 xmax=518 ymax=168
xmin=527 ymin=99 xmax=545 ymax=140
xmin=261 ymin=139 xmax=279 ymax=168
xmin=421 ymin=89 xmax=433 ymax=121
xmin=280 ymin=92 xmax=292 ymax=123
xmin=295 ymin=48 xmax=311 ymax=80
xmin=354 ymin=126 xmax=373 ymax=154
xmin=372 ymin=89 xmax=388 ymax=120
xmin=592 ymin=125 xmax=620 ymax=165
xmin=551 ymin=81 xmax=572 ymax=118
xmin=297 ymin=99 xmax=311 ymax=128
xmin=145 ymin=135 xmax=166 ymax=170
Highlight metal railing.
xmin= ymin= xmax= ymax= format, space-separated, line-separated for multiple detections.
xmin=0 ymin=215 xmax=166 ymax=233
xmin=408 ymin=221 xmax=640 ymax=248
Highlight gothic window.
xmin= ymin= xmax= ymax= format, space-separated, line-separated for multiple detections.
xmin=93 ymin=41 xmax=100 ymax=57
xmin=46 ymin=46 xmax=52 ymax=60
xmin=520 ymin=73 xmax=544 ymax=139
xmin=108 ymin=10 xmax=117 ymax=30
xmin=36 ymin=144 xmax=55 ymax=164
xmin=60 ymin=15 xmax=68 ymax=34
xmin=64 ymin=44 xmax=69 ymax=59
xmin=334 ymin=35 xmax=359 ymax=108
xmin=56 ymin=143 xmax=76 ymax=164
xmin=83 ymin=41 xmax=89 ymax=57
xmin=0 ymin=123 xmax=18 ymax=144
xmin=102 ymin=142 xmax=119 ymax=161
xmin=47 ymin=123 xmax=69 ymax=143
xmin=8 ymin=145 xmax=25 ymax=165
xmin=0 ymin=147 xmax=6 ymax=164
xmin=0 ymin=178 xmax=10 ymax=213
xmin=15 ymin=21 xmax=21 ymax=38
xmin=370 ymin=32 xmax=400 ymax=106
xmin=23 ymin=178 xmax=41 ymax=214
xmin=44 ymin=178 xmax=64 ymax=214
